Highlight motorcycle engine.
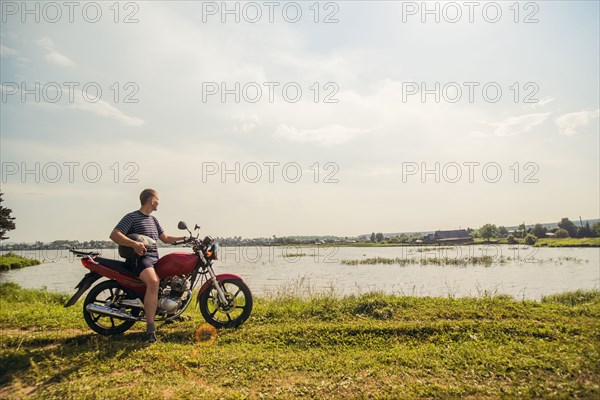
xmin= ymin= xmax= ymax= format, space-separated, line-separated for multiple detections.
xmin=157 ymin=276 xmax=190 ymax=313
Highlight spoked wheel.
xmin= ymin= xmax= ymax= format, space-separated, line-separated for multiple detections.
xmin=199 ymin=279 xmax=253 ymax=329
xmin=83 ymin=280 xmax=140 ymax=335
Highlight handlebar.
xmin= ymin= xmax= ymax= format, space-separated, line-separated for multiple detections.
xmin=171 ymin=238 xmax=190 ymax=246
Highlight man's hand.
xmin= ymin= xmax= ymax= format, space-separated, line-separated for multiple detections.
xmin=133 ymin=241 xmax=147 ymax=255
xmin=159 ymin=233 xmax=188 ymax=244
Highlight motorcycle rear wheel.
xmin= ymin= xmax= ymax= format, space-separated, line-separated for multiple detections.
xmin=83 ymin=280 xmax=139 ymax=335
xmin=199 ymin=279 xmax=253 ymax=329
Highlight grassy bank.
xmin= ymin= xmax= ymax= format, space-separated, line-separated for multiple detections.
xmin=1 ymin=283 xmax=599 ymax=399
xmin=534 ymin=238 xmax=600 ymax=247
xmin=473 ymin=237 xmax=600 ymax=247
xmin=0 ymin=253 xmax=41 ymax=271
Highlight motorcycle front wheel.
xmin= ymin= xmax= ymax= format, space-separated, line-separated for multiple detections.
xmin=199 ymin=279 xmax=253 ymax=329
xmin=83 ymin=280 xmax=139 ymax=335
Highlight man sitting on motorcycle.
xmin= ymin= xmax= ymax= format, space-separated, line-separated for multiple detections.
xmin=109 ymin=188 xmax=186 ymax=343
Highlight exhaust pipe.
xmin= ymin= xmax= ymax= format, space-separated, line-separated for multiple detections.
xmin=86 ymin=303 xmax=138 ymax=321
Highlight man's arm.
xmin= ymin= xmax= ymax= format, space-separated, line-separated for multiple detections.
xmin=159 ymin=233 xmax=186 ymax=244
xmin=110 ymin=229 xmax=147 ymax=255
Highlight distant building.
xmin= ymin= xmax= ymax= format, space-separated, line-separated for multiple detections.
xmin=423 ymin=229 xmax=472 ymax=244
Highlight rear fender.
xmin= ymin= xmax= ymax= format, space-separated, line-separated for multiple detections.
xmin=196 ymin=273 xmax=244 ymax=302
xmin=64 ymin=272 xmax=102 ymax=307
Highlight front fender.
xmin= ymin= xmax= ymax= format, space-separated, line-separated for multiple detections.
xmin=196 ymin=273 xmax=244 ymax=300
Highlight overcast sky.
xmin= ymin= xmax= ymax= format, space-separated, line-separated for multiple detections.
xmin=1 ymin=1 xmax=599 ymax=242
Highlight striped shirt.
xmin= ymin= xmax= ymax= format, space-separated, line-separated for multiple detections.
xmin=114 ymin=210 xmax=164 ymax=255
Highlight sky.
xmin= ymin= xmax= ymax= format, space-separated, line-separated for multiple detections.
xmin=1 ymin=0 xmax=599 ymax=242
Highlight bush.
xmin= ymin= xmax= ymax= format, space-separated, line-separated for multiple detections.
xmin=558 ymin=218 xmax=578 ymax=238
xmin=524 ymin=234 xmax=537 ymax=245
xmin=555 ymin=228 xmax=570 ymax=238
xmin=0 ymin=253 xmax=41 ymax=270
xmin=507 ymin=235 xmax=518 ymax=244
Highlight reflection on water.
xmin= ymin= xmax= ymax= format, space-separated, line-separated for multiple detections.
xmin=1 ymin=245 xmax=598 ymax=300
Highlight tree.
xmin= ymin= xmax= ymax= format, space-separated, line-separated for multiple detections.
xmin=517 ymin=223 xmax=527 ymax=238
xmin=577 ymin=223 xmax=593 ymax=238
xmin=0 ymin=193 xmax=16 ymax=241
xmin=532 ymin=224 xmax=547 ymax=238
xmin=375 ymin=232 xmax=384 ymax=242
xmin=555 ymin=228 xmax=570 ymax=238
xmin=507 ymin=235 xmax=518 ymax=244
xmin=558 ymin=218 xmax=578 ymax=238
xmin=592 ymin=222 xmax=600 ymax=237
xmin=479 ymin=224 xmax=498 ymax=241
xmin=498 ymin=226 xmax=508 ymax=237
xmin=524 ymin=234 xmax=537 ymax=245
xmin=370 ymin=232 xmax=376 ymax=243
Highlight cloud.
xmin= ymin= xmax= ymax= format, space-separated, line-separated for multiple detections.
xmin=0 ymin=45 xmax=17 ymax=57
xmin=476 ymin=112 xmax=551 ymax=137
xmin=229 ymin=114 xmax=262 ymax=133
xmin=36 ymin=37 xmax=75 ymax=67
xmin=530 ymin=97 xmax=555 ymax=109
xmin=69 ymin=93 xmax=145 ymax=127
xmin=273 ymin=124 xmax=365 ymax=146
xmin=555 ymin=109 xmax=600 ymax=136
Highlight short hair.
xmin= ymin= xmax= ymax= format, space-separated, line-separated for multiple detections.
xmin=139 ymin=189 xmax=157 ymax=206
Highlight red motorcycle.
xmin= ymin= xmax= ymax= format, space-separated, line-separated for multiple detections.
xmin=65 ymin=221 xmax=252 ymax=335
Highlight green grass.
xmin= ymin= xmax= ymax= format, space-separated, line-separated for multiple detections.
xmin=471 ymin=237 xmax=600 ymax=247
xmin=1 ymin=282 xmax=599 ymax=399
xmin=0 ymin=253 xmax=41 ymax=271
xmin=542 ymin=289 xmax=600 ymax=306
xmin=534 ymin=238 xmax=600 ymax=247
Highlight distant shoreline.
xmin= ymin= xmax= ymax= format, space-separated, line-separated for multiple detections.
xmin=1 ymin=237 xmax=598 ymax=253
xmin=262 ymin=237 xmax=600 ymax=248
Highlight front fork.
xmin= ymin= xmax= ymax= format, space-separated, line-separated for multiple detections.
xmin=206 ymin=264 xmax=229 ymax=305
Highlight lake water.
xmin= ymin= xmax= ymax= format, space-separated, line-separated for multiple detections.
xmin=1 ymin=245 xmax=598 ymax=300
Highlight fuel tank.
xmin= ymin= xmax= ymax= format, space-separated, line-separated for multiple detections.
xmin=154 ymin=252 xmax=198 ymax=279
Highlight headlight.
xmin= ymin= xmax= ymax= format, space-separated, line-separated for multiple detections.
xmin=208 ymin=243 xmax=218 ymax=260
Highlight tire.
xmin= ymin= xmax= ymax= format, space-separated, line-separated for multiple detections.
xmin=83 ymin=280 xmax=139 ymax=335
xmin=199 ymin=279 xmax=253 ymax=329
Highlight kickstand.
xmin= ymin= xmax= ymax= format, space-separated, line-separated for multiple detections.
xmin=161 ymin=315 xmax=191 ymax=325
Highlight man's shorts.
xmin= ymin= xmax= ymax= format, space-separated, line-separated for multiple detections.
xmin=134 ymin=254 xmax=159 ymax=276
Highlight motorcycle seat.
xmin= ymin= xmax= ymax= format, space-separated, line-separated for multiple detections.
xmin=95 ymin=257 xmax=138 ymax=277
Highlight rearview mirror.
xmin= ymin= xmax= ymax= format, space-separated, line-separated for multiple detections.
xmin=177 ymin=221 xmax=188 ymax=230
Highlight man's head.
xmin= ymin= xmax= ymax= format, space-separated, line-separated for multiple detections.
xmin=139 ymin=188 xmax=159 ymax=211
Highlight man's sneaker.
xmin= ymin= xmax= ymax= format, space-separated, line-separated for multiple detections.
xmin=145 ymin=331 xmax=158 ymax=343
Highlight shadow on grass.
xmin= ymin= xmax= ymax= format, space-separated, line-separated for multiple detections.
xmin=0 ymin=321 xmax=201 ymax=390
